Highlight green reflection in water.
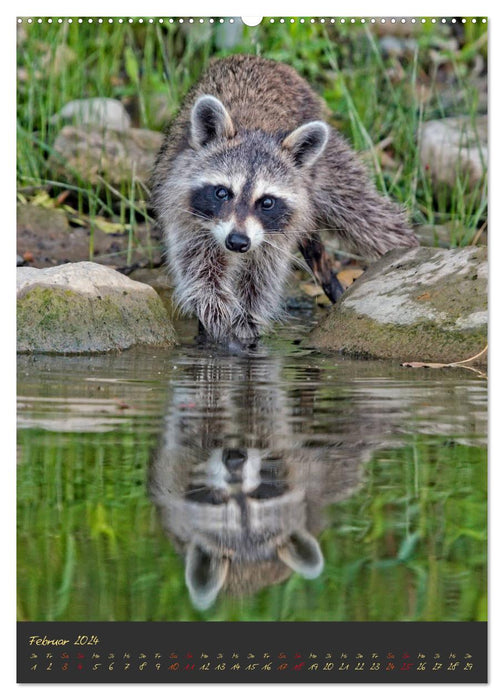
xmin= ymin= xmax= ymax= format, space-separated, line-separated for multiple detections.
xmin=17 ymin=428 xmax=486 ymax=622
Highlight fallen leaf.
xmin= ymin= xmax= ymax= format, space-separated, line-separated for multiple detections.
xmin=69 ymin=216 xmax=87 ymax=227
xmin=338 ymin=268 xmax=364 ymax=288
xmin=30 ymin=191 xmax=56 ymax=209
xmin=55 ymin=190 xmax=71 ymax=206
xmin=300 ymin=282 xmax=324 ymax=297
xmin=93 ymin=217 xmax=128 ymax=234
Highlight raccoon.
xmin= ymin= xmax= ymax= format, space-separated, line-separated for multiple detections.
xmin=148 ymin=354 xmax=378 ymax=610
xmin=151 ymin=54 xmax=418 ymax=344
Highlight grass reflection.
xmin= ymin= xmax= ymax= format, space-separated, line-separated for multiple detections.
xmin=17 ymin=429 xmax=486 ymax=622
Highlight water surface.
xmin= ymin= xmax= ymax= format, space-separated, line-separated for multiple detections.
xmin=17 ymin=317 xmax=487 ymax=622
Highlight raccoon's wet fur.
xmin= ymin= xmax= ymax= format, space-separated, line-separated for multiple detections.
xmin=151 ymin=54 xmax=417 ymax=343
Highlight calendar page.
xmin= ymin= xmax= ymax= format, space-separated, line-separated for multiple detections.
xmin=16 ymin=14 xmax=488 ymax=684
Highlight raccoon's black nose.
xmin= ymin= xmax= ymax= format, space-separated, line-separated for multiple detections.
xmin=222 ymin=448 xmax=247 ymax=470
xmin=225 ymin=231 xmax=251 ymax=253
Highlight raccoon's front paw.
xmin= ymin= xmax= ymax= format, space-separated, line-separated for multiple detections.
xmin=233 ymin=319 xmax=259 ymax=342
xmin=227 ymin=336 xmax=258 ymax=355
xmin=195 ymin=320 xmax=257 ymax=354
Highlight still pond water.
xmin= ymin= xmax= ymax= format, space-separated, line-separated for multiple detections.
xmin=17 ymin=315 xmax=487 ymax=622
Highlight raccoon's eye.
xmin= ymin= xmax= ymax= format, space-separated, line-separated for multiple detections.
xmin=259 ymin=196 xmax=276 ymax=211
xmin=214 ymin=186 xmax=230 ymax=201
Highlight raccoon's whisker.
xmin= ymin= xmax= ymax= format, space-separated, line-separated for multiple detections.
xmin=265 ymin=227 xmax=349 ymax=236
xmin=169 ymin=206 xmax=215 ymax=224
xmin=261 ymin=239 xmax=313 ymax=276
xmin=186 ymin=230 xmax=215 ymax=241
xmin=256 ymin=243 xmax=309 ymax=283
xmin=184 ymin=485 xmax=217 ymax=496
xmin=178 ymin=208 xmax=214 ymax=223
xmin=249 ymin=480 xmax=289 ymax=487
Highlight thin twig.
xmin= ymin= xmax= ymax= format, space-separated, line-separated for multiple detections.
xmin=471 ymin=220 xmax=487 ymax=246
xmin=402 ymin=344 xmax=488 ymax=372
xmin=449 ymin=344 xmax=488 ymax=366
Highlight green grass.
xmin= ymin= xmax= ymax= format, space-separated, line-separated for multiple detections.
xmin=16 ymin=18 xmax=488 ymax=248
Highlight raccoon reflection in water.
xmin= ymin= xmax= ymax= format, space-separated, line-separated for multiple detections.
xmin=148 ymin=355 xmax=395 ymax=611
xmin=152 ymin=55 xmax=418 ymax=348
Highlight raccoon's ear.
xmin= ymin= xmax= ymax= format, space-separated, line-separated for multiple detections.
xmin=282 ymin=121 xmax=329 ymax=168
xmin=190 ymin=95 xmax=235 ymax=149
xmin=277 ymin=530 xmax=324 ymax=579
xmin=185 ymin=540 xmax=229 ymax=610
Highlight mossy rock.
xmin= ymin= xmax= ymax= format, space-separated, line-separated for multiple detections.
xmin=17 ymin=262 xmax=177 ymax=354
xmin=308 ymin=246 xmax=487 ymax=366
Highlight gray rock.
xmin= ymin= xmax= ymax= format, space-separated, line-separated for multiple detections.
xmin=49 ymin=126 xmax=163 ymax=190
xmin=308 ymin=246 xmax=487 ymax=365
xmin=51 ymin=98 xmax=132 ymax=131
xmin=419 ymin=116 xmax=487 ymax=189
xmin=17 ymin=262 xmax=176 ymax=353
xmin=379 ymin=35 xmax=404 ymax=56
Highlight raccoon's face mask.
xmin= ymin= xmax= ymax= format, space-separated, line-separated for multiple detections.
xmin=181 ymin=448 xmax=324 ymax=610
xmin=188 ymin=95 xmax=329 ymax=253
